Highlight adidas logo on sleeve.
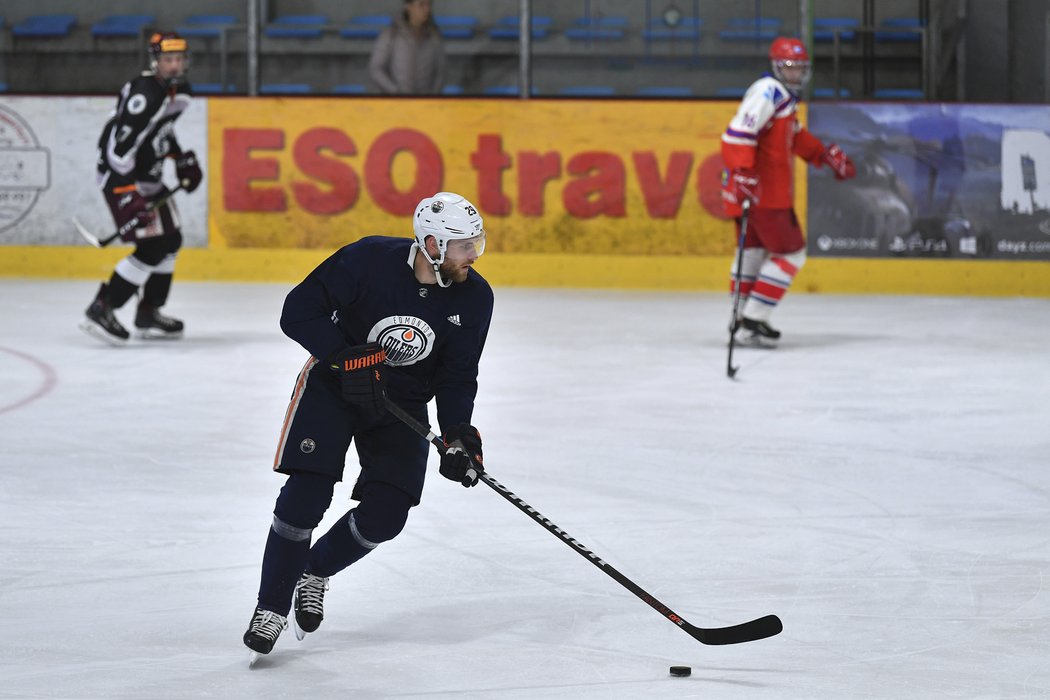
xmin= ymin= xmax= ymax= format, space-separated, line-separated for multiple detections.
xmin=447 ymin=314 xmax=461 ymax=326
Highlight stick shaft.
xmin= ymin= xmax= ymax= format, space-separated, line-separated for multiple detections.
xmin=726 ymin=201 xmax=751 ymax=378
xmin=380 ymin=395 xmax=782 ymax=645
xmin=78 ymin=185 xmax=184 ymax=248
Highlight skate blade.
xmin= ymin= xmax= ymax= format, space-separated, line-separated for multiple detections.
xmin=734 ymin=334 xmax=778 ymax=350
xmin=248 ymin=650 xmax=262 ymax=668
xmin=79 ymin=320 xmax=128 ymax=346
xmin=136 ymin=327 xmax=184 ymax=340
xmin=293 ymin=620 xmax=307 ymax=641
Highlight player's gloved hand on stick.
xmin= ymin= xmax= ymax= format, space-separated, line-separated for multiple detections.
xmin=722 ymin=167 xmax=761 ymax=207
xmin=329 ymin=342 xmax=387 ymax=416
xmin=821 ymin=144 xmax=856 ymax=181
xmin=440 ymin=424 xmax=484 ymax=487
xmin=174 ymin=151 xmax=203 ymax=192
xmin=117 ymin=190 xmax=158 ymax=241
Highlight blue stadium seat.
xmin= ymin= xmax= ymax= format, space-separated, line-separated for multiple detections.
xmin=489 ymin=15 xmax=551 ymax=41
xmin=259 ymin=83 xmax=313 ymax=94
xmin=558 ymin=86 xmax=616 ymax=97
xmin=566 ymin=16 xmax=628 ymax=41
xmin=636 ymin=86 xmax=693 ymax=97
xmin=715 ymin=87 xmax=748 ymax=98
xmin=812 ymin=87 xmax=852 ymax=98
xmin=483 ymin=85 xmax=539 ymax=96
xmin=91 ymin=15 xmax=154 ymax=38
xmin=873 ymin=88 xmax=924 ymax=99
xmin=874 ymin=17 xmax=923 ymax=42
xmin=441 ymin=84 xmax=464 ymax=95
xmin=193 ymin=83 xmax=237 ymax=94
xmin=178 ymin=15 xmax=239 ymax=39
xmin=434 ymin=15 xmax=478 ymax=40
xmin=340 ymin=15 xmax=391 ymax=39
xmin=643 ymin=16 xmax=701 ymax=41
xmin=12 ymin=15 xmax=77 ymax=38
xmin=331 ymin=83 xmax=367 ymax=95
xmin=349 ymin=15 xmax=392 ymax=26
xmin=813 ymin=17 xmax=858 ymax=42
xmin=718 ymin=17 xmax=781 ymax=42
xmin=484 ymin=85 xmax=522 ymax=96
xmin=0 ymin=19 xmax=8 ymax=92
xmin=265 ymin=15 xmax=328 ymax=39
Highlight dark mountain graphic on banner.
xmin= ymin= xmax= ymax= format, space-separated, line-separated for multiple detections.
xmin=807 ymin=104 xmax=1050 ymax=260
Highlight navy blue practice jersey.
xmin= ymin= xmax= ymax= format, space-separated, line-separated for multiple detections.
xmin=280 ymin=236 xmax=494 ymax=434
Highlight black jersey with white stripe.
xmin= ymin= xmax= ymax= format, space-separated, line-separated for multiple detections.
xmin=96 ymin=73 xmax=192 ymax=195
xmin=280 ymin=236 xmax=494 ymax=434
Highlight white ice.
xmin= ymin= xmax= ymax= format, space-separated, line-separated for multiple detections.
xmin=1 ymin=279 xmax=1049 ymax=699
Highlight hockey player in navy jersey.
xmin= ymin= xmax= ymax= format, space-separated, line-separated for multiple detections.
xmin=81 ymin=31 xmax=202 ymax=344
xmin=243 ymin=192 xmax=494 ymax=661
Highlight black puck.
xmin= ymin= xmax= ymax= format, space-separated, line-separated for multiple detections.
xmin=669 ymin=665 xmax=691 ymax=677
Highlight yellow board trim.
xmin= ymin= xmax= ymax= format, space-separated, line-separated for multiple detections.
xmin=2 ymin=247 xmax=1048 ymax=297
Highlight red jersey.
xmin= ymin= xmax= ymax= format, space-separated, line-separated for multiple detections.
xmin=720 ymin=76 xmax=826 ymax=217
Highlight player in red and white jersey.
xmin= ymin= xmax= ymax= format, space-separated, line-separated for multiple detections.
xmin=721 ymin=37 xmax=855 ymax=346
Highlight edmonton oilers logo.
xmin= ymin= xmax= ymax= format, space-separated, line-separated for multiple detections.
xmin=369 ymin=315 xmax=436 ymax=366
xmin=300 ymin=438 xmax=316 ymax=453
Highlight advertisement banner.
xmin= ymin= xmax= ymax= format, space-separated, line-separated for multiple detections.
xmin=208 ymin=98 xmax=738 ymax=255
xmin=0 ymin=97 xmax=208 ymax=248
xmin=808 ymin=103 xmax=1050 ymax=260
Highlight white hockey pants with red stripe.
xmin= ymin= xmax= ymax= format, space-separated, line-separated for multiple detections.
xmin=729 ymin=247 xmax=806 ymax=322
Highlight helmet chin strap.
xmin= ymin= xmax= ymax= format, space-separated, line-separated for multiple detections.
xmin=415 ymin=241 xmax=453 ymax=288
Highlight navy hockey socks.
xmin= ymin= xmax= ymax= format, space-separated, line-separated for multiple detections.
xmin=306 ymin=510 xmax=374 ymax=577
xmin=258 ymin=472 xmax=336 ymax=615
xmin=308 ymin=483 xmax=414 ymax=577
xmin=257 ymin=524 xmax=311 ymax=616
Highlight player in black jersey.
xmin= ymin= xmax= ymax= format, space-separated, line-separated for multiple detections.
xmin=81 ymin=31 xmax=203 ymax=344
xmin=243 ymin=192 xmax=495 ymax=661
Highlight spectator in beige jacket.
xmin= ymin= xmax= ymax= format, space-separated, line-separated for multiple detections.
xmin=368 ymin=0 xmax=446 ymax=95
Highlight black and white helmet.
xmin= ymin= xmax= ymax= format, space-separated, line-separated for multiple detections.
xmin=413 ymin=192 xmax=485 ymax=286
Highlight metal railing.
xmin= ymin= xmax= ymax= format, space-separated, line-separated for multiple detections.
xmin=822 ymin=25 xmax=929 ymax=100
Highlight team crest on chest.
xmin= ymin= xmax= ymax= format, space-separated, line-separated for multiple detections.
xmin=368 ymin=315 xmax=436 ymax=366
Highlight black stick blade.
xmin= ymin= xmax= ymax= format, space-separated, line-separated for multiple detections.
xmin=687 ymin=614 xmax=782 ymax=645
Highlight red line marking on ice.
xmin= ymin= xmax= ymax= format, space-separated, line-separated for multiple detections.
xmin=0 ymin=345 xmax=58 ymax=415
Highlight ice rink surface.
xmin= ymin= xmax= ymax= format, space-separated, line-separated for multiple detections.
xmin=1 ymin=278 xmax=1049 ymax=699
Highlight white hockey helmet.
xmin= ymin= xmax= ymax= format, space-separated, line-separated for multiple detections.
xmin=413 ymin=192 xmax=486 ymax=285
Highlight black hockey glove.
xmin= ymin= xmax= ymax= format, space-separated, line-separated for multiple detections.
xmin=175 ymin=151 xmax=203 ymax=192
xmin=329 ymin=343 xmax=387 ymax=416
xmin=440 ymin=424 xmax=484 ymax=487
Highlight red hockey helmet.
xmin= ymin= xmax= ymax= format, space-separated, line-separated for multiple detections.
xmin=148 ymin=32 xmax=189 ymax=87
xmin=768 ymin=37 xmax=810 ymax=93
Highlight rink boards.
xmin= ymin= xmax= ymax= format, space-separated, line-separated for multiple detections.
xmin=0 ymin=95 xmax=1047 ymax=296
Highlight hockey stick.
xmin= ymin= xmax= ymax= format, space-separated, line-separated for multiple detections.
xmin=381 ymin=394 xmax=782 ymax=646
xmin=73 ymin=185 xmax=185 ymax=248
xmin=726 ymin=200 xmax=751 ymax=379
